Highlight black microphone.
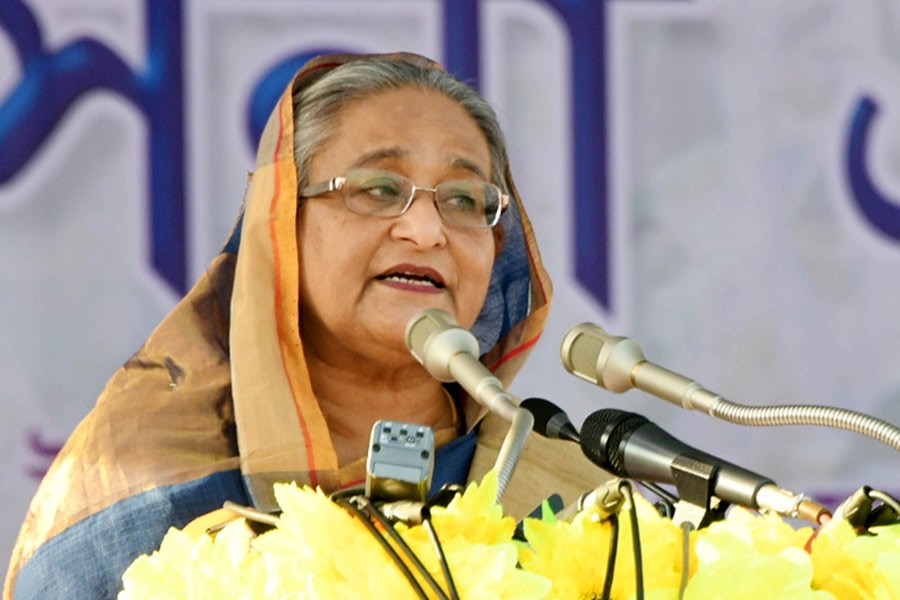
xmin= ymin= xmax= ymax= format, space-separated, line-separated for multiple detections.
xmin=519 ymin=397 xmax=580 ymax=443
xmin=580 ymin=408 xmax=830 ymax=523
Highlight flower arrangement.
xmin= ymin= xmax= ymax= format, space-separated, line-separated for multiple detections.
xmin=119 ymin=472 xmax=900 ymax=599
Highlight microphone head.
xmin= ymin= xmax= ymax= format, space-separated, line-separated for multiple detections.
xmin=520 ymin=397 xmax=580 ymax=442
xmin=405 ymin=308 xmax=480 ymax=382
xmin=560 ymin=323 xmax=645 ymax=393
xmin=579 ymin=408 xmax=649 ymax=476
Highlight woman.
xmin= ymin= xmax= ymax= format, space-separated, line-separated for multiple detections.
xmin=4 ymin=52 xmax=604 ymax=599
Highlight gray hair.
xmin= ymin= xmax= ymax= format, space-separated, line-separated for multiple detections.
xmin=292 ymin=58 xmax=509 ymax=193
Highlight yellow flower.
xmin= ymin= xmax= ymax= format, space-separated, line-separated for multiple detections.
xmin=118 ymin=518 xmax=256 ymax=599
xmin=686 ymin=542 xmax=832 ymax=600
xmin=870 ymin=524 xmax=900 ymax=598
xmin=425 ymin=469 xmax=518 ymax=546
xmin=400 ymin=470 xmax=551 ymax=599
xmin=519 ymin=488 xmax=686 ymax=599
xmin=609 ymin=493 xmax=689 ymax=598
xmin=252 ymin=483 xmax=416 ymax=598
xmin=682 ymin=507 xmax=831 ymax=599
xmin=118 ymin=472 xmax=897 ymax=599
xmin=415 ymin=536 xmax=551 ymax=600
xmin=252 ymin=475 xmax=550 ymax=599
xmin=810 ymin=519 xmax=900 ymax=598
xmin=701 ymin=506 xmax=814 ymax=556
xmin=519 ymin=508 xmax=612 ymax=599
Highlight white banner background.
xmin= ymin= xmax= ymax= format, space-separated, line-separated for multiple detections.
xmin=2 ymin=0 xmax=898 ymax=565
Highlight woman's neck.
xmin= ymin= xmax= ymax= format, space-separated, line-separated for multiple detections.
xmin=305 ymin=353 xmax=455 ymax=467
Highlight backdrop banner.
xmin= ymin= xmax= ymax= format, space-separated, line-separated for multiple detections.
xmin=2 ymin=0 xmax=898 ymax=562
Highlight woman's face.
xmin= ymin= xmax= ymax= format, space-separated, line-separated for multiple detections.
xmin=297 ymin=86 xmax=497 ymax=361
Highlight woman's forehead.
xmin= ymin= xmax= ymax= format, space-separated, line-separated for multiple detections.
xmin=314 ymin=87 xmax=492 ymax=177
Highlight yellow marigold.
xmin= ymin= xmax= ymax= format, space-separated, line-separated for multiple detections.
xmin=685 ymin=506 xmax=830 ymax=599
xmin=519 ymin=507 xmax=613 ymax=599
xmin=257 ymin=474 xmax=549 ymax=599
xmin=686 ymin=541 xmax=832 ymax=600
xmin=400 ymin=470 xmax=551 ymax=599
xmin=810 ymin=519 xmax=900 ymax=598
xmin=519 ymin=487 xmax=687 ymax=599
xmin=252 ymin=483 xmax=416 ymax=598
xmin=118 ymin=518 xmax=257 ymax=599
xmin=414 ymin=536 xmax=551 ymax=600
xmin=424 ymin=469 xmax=518 ymax=546
xmin=700 ymin=506 xmax=814 ymax=556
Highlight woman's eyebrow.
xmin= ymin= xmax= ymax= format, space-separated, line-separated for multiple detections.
xmin=451 ymin=157 xmax=488 ymax=180
xmin=351 ymin=147 xmax=408 ymax=168
xmin=351 ymin=148 xmax=488 ymax=179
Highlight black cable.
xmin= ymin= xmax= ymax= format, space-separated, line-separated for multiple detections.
xmin=358 ymin=498 xmax=451 ymax=600
xmin=641 ymin=481 xmax=678 ymax=505
xmin=423 ymin=512 xmax=460 ymax=600
xmin=600 ymin=513 xmax=619 ymax=600
xmin=620 ymin=483 xmax=645 ymax=600
xmin=678 ymin=521 xmax=693 ymax=600
xmin=640 ymin=482 xmax=676 ymax=519
xmin=336 ymin=498 xmax=429 ymax=600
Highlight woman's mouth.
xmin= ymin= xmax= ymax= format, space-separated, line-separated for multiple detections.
xmin=376 ymin=265 xmax=446 ymax=290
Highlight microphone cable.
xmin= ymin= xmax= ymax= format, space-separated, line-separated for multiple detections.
xmin=356 ymin=497 xmax=454 ymax=600
xmin=591 ymin=480 xmax=644 ymax=600
xmin=335 ymin=496 xmax=432 ymax=600
xmin=600 ymin=512 xmax=619 ymax=600
xmin=422 ymin=511 xmax=460 ymax=600
xmin=639 ymin=482 xmax=678 ymax=519
xmin=331 ymin=489 xmax=460 ymax=600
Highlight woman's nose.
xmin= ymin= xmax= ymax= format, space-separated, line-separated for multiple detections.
xmin=389 ymin=189 xmax=447 ymax=247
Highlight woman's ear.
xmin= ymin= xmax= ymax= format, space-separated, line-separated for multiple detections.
xmin=492 ymin=222 xmax=505 ymax=260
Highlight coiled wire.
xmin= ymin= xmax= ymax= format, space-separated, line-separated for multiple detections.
xmin=711 ymin=400 xmax=900 ymax=451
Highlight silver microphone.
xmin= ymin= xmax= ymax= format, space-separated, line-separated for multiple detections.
xmin=405 ymin=308 xmax=533 ymax=501
xmin=560 ymin=322 xmax=900 ymax=452
xmin=560 ymin=322 xmax=721 ymax=413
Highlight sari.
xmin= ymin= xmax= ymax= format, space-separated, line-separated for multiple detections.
xmin=4 ymin=52 xmax=606 ymax=599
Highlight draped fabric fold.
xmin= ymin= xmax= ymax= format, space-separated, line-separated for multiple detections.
xmin=5 ymin=51 xmax=606 ymax=600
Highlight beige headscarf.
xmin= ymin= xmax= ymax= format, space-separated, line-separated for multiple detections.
xmin=6 ymin=51 xmax=605 ymax=598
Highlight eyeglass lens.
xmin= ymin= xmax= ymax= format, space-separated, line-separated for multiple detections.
xmin=343 ymin=169 xmax=501 ymax=228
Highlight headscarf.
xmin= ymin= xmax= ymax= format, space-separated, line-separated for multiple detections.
xmin=5 ymin=52 xmax=559 ymax=596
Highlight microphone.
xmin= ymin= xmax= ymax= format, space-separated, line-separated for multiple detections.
xmin=519 ymin=397 xmax=580 ymax=443
xmin=405 ymin=308 xmax=533 ymax=501
xmin=519 ymin=397 xmax=829 ymax=524
xmin=560 ymin=322 xmax=900 ymax=452
xmin=580 ymin=408 xmax=830 ymax=524
xmin=560 ymin=322 xmax=721 ymax=411
xmin=366 ymin=420 xmax=435 ymax=503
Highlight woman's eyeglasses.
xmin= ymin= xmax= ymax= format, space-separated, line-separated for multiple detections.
xmin=299 ymin=168 xmax=508 ymax=229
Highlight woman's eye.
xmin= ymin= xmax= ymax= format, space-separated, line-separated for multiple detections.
xmin=361 ymin=181 xmax=402 ymax=199
xmin=444 ymin=192 xmax=480 ymax=212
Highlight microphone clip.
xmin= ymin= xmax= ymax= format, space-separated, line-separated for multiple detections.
xmin=834 ymin=486 xmax=900 ymax=531
xmin=577 ymin=478 xmax=628 ymax=521
xmin=670 ymin=454 xmax=729 ymax=529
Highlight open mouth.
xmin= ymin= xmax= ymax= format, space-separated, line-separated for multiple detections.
xmin=376 ymin=271 xmax=445 ymax=289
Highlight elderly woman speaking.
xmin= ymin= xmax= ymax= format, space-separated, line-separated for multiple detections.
xmin=5 ymin=52 xmax=603 ymax=599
